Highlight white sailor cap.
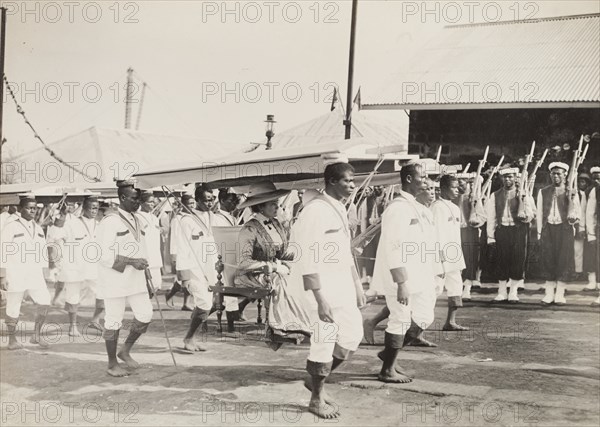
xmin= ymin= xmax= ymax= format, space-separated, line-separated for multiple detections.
xmin=499 ymin=167 xmax=519 ymax=176
xmin=548 ymin=162 xmax=569 ymax=172
xmin=591 ymin=166 xmax=600 ymax=174
xmin=455 ymin=172 xmax=474 ymax=179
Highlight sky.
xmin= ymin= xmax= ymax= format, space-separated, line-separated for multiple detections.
xmin=2 ymin=0 xmax=599 ymax=159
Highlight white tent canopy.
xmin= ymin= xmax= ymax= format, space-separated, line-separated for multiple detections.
xmin=4 ymin=127 xmax=240 ymax=185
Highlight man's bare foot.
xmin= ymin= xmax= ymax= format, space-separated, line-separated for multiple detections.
xmin=165 ymin=295 xmax=174 ymax=308
xmin=69 ymin=327 xmax=81 ymax=337
xmin=183 ymin=338 xmax=205 ymax=352
xmin=8 ymin=341 xmax=23 ymax=350
xmin=117 ymin=351 xmax=140 ymax=369
xmin=363 ymin=319 xmax=376 ymax=345
xmin=378 ymin=371 xmax=413 ymax=383
xmin=404 ymin=336 xmax=437 ymax=347
xmin=107 ymin=364 xmax=130 ymax=377
xmin=303 ymin=379 xmax=334 ymax=404
xmin=377 ymin=351 xmax=413 ymax=377
xmin=308 ymin=400 xmax=340 ymax=419
xmin=443 ymin=323 xmax=469 ymax=331
xmin=30 ymin=336 xmax=50 ymax=349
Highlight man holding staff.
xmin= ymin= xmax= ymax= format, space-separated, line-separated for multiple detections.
xmin=97 ymin=180 xmax=153 ymax=377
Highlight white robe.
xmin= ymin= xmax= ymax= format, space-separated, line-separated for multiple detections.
xmin=431 ymin=199 xmax=466 ymax=273
xmin=96 ymin=208 xmax=148 ymax=299
xmin=0 ymin=217 xmax=48 ymax=292
xmin=291 ymin=193 xmax=356 ymax=310
xmin=371 ymin=191 xmax=441 ymax=297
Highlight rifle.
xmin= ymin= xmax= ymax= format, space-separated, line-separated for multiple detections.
xmin=435 ymin=145 xmax=442 ymax=164
xmin=482 ymin=155 xmax=505 ymax=199
xmin=528 ymin=148 xmax=548 ymax=195
xmin=468 ymin=146 xmax=489 ymax=227
xmin=567 ymin=135 xmax=584 ymax=224
xmin=517 ymin=141 xmax=535 ymax=220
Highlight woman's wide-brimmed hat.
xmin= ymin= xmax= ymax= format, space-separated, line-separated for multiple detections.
xmin=237 ymin=181 xmax=290 ymax=209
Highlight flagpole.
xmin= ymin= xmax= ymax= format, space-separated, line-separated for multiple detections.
xmin=0 ymin=7 xmax=7 ymax=155
xmin=344 ymin=0 xmax=358 ymax=140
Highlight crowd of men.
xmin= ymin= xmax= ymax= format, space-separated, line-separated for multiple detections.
xmin=1 ymin=157 xmax=599 ymax=419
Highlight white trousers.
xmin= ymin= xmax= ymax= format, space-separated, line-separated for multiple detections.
xmin=574 ymin=238 xmax=584 ymax=273
xmin=64 ymin=280 xmax=99 ymax=305
xmin=385 ymin=288 xmax=436 ymax=335
xmin=5 ymin=288 xmax=51 ymax=318
xmin=104 ymin=292 xmax=153 ymax=330
xmin=307 ymin=305 xmax=363 ymax=364
xmin=435 ymin=270 xmax=463 ymax=297
xmin=188 ymin=272 xmax=212 ymax=311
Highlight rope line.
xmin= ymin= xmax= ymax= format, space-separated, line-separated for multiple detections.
xmin=3 ymin=75 xmax=100 ymax=182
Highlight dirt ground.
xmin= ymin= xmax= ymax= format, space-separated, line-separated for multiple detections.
xmin=1 ymin=278 xmax=599 ymax=427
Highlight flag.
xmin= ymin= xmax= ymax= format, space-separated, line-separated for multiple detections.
xmin=330 ymin=87 xmax=338 ymax=111
xmin=353 ymin=87 xmax=361 ymax=110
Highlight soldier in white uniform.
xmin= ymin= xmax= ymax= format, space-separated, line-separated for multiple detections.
xmin=165 ymin=195 xmax=194 ymax=310
xmin=431 ymin=175 xmax=468 ymax=330
xmin=486 ymin=167 xmax=536 ymax=303
xmin=292 ymin=156 xmax=365 ymax=419
xmin=138 ymin=192 xmax=164 ymax=290
xmin=96 ymin=180 xmax=153 ymax=377
xmin=1 ymin=196 xmax=52 ymax=349
xmin=537 ymin=163 xmax=581 ymax=305
xmin=53 ymin=196 xmax=104 ymax=336
xmin=175 ymin=184 xmax=218 ymax=352
xmin=372 ymin=163 xmax=442 ymax=384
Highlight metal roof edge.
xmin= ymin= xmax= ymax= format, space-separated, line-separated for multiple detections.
xmin=444 ymin=12 xmax=600 ymax=30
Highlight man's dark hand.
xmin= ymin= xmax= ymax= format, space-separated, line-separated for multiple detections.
xmin=397 ymin=282 xmax=409 ymax=305
xmin=130 ymin=258 xmax=149 ymax=270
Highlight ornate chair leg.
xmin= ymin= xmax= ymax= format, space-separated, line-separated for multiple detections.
xmin=216 ymin=292 xmax=224 ymax=334
xmin=256 ymin=299 xmax=263 ymax=324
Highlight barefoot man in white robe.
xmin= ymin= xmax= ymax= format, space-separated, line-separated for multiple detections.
xmin=97 ymin=180 xmax=153 ymax=377
xmin=1 ymin=195 xmax=52 ymax=350
xmin=293 ymin=155 xmax=366 ymax=419
xmin=373 ymin=163 xmax=441 ymax=383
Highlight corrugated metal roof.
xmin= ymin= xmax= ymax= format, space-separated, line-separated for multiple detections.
xmin=364 ymin=14 xmax=600 ymax=108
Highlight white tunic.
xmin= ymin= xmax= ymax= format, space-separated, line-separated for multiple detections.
xmin=96 ymin=208 xmax=148 ymax=298
xmin=174 ymin=210 xmax=217 ymax=285
xmin=214 ymin=209 xmax=236 ymax=227
xmin=55 ymin=215 xmax=99 ymax=282
xmin=0 ymin=217 xmax=48 ymax=292
xmin=371 ymin=191 xmax=441 ymax=296
xmin=138 ymin=210 xmax=163 ymax=269
xmin=291 ymin=193 xmax=355 ymax=310
xmin=431 ymin=199 xmax=466 ymax=273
